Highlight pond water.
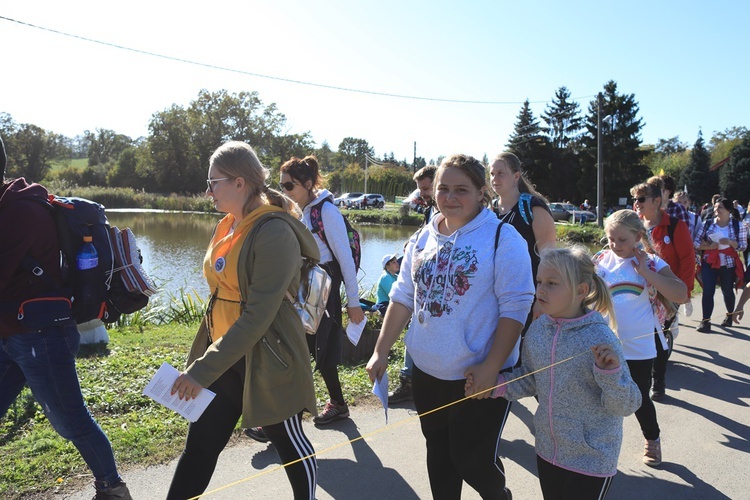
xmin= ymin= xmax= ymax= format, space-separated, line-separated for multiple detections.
xmin=107 ymin=211 xmax=601 ymax=302
xmin=106 ymin=211 xmax=418 ymax=300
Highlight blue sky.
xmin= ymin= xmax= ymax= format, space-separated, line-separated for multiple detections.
xmin=1 ymin=1 xmax=747 ymax=163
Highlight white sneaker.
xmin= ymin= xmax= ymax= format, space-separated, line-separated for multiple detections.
xmin=684 ymin=301 xmax=693 ymax=317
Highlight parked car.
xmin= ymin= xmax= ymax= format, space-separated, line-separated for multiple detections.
xmin=334 ymin=192 xmax=363 ymax=206
xmin=549 ymin=202 xmax=596 ymax=224
xmin=350 ymin=193 xmax=386 ymax=209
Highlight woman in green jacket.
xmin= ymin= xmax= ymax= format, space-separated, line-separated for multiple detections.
xmin=167 ymin=141 xmax=319 ymax=500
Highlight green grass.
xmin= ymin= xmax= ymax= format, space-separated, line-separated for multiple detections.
xmin=0 ymin=314 xmax=401 ymax=498
xmin=48 ymin=158 xmax=88 ymax=172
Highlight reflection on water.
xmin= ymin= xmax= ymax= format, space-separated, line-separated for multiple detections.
xmin=107 ymin=211 xmax=419 ymax=299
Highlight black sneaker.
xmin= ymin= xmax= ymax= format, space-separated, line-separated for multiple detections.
xmin=651 ymin=381 xmax=665 ymax=402
xmin=696 ymin=319 xmax=712 ymax=333
xmin=388 ymin=376 xmax=413 ymax=404
xmin=244 ymin=427 xmax=269 ymax=443
xmin=721 ymin=315 xmax=733 ymax=327
xmin=93 ymin=481 xmax=132 ymax=500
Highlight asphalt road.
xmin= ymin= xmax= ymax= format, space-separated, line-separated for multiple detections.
xmin=65 ymin=296 xmax=750 ymax=499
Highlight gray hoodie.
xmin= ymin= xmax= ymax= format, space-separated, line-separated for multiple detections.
xmin=390 ymin=208 xmax=534 ymax=380
xmin=497 ymin=311 xmax=641 ymax=477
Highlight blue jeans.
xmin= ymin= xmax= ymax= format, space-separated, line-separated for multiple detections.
xmin=700 ymin=263 xmax=736 ymax=320
xmin=401 ymin=348 xmax=414 ymax=378
xmin=0 ymin=324 xmax=121 ymax=488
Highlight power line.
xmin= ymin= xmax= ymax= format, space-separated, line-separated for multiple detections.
xmin=0 ymin=15 xmax=596 ymax=106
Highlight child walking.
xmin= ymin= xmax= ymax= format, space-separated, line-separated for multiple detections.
xmin=594 ymin=209 xmax=687 ymax=467
xmin=470 ymin=245 xmax=641 ymax=500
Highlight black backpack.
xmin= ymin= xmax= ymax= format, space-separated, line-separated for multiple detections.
xmin=25 ymin=195 xmax=153 ymax=324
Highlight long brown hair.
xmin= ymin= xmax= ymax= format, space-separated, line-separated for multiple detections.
xmin=280 ymin=156 xmax=323 ymax=194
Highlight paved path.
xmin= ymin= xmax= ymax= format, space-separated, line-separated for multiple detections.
xmin=66 ymin=297 xmax=750 ymax=499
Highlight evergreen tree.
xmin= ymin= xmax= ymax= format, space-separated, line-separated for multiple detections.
xmin=542 ymin=87 xmax=582 ymax=149
xmin=580 ymin=81 xmax=648 ymax=208
xmin=314 ymin=141 xmax=335 ymax=172
xmin=542 ymin=87 xmax=583 ymax=201
xmin=719 ymin=135 xmax=750 ymax=203
xmin=680 ymin=131 xmax=716 ymax=206
xmin=507 ymin=99 xmax=551 ymax=197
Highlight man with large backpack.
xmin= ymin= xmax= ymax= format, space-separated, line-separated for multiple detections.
xmin=0 ymin=136 xmax=131 ymax=499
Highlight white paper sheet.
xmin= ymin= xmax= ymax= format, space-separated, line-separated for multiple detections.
xmin=346 ymin=318 xmax=367 ymax=346
xmin=372 ymin=372 xmax=389 ymax=424
xmin=142 ymin=362 xmax=215 ymax=422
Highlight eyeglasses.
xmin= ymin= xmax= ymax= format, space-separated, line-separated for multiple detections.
xmin=279 ymin=181 xmax=300 ymax=192
xmin=632 ymin=196 xmax=651 ymax=204
xmin=206 ymin=177 xmax=232 ymax=192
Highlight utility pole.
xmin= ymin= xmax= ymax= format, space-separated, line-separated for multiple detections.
xmin=364 ymin=155 xmax=368 ymax=194
xmin=596 ymin=92 xmax=604 ymax=228
xmin=413 ymin=141 xmax=417 ymax=174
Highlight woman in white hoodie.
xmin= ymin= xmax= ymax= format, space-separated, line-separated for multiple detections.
xmin=279 ymin=156 xmax=365 ymax=425
xmin=367 ymin=154 xmax=535 ymax=500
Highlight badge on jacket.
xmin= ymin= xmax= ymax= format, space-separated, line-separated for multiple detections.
xmin=215 ymin=257 xmax=226 ymax=272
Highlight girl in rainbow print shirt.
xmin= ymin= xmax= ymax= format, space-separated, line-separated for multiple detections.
xmin=594 ymin=210 xmax=686 ymax=468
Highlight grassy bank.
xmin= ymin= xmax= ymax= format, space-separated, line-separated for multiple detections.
xmin=42 ymin=184 xmax=215 ymax=212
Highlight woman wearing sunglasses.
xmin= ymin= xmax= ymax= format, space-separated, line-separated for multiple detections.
xmin=278 ymin=155 xmax=365 ymax=426
xmin=167 ymin=141 xmax=319 ymax=500
xmin=630 ymin=178 xmax=695 ymax=402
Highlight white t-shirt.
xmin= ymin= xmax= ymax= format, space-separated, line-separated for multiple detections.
xmin=709 ymin=224 xmax=730 ymax=250
xmin=595 ymin=251 xmax=668 ymax=360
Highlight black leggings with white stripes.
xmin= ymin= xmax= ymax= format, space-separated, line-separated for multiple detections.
xmin=537 ymin=455 xmax=613 ymax=500
xmin=167 ymin=360 xmax=317 ymax=500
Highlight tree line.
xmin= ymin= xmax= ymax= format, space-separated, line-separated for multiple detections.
xmin=1 ymin=83 xmax=748 ymax=206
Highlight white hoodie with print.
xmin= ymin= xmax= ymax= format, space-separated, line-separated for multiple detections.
xmin=390 ymin=207 xmax=535 ymax=380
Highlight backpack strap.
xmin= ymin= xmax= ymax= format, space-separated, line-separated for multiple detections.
xmin=493 ymin=221 xmax=504 ymax=256
xmin=518 ymin=193 xmax=534 ymax=226
xmin=309 ymin=198 xmax=332 ymax=254
xmin=667 ymin=216 xmax=679 ymax=244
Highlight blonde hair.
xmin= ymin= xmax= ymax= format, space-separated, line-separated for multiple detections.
xmin=209 ymin=141 xmax=300 ymax=217
xmin=437 ymin=154 xmax=492 ymax=207
xmin=539 ymin=245 xmax=617 ymax=330
xmin=491 ymin=152 xmax=548 ymax=203
xmin=603 ymin=209 xmax=677 ymax=319
xmin=604 ymin=209 xmax=645 ymax=243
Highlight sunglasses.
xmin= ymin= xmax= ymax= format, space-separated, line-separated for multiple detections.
xmin=632 ymin=196 xmax=651 ymax=204
xmin=206 ymin=177 xmax=232 ymax=192
xmin=279 ymin=181 xmax=300 ymax=192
